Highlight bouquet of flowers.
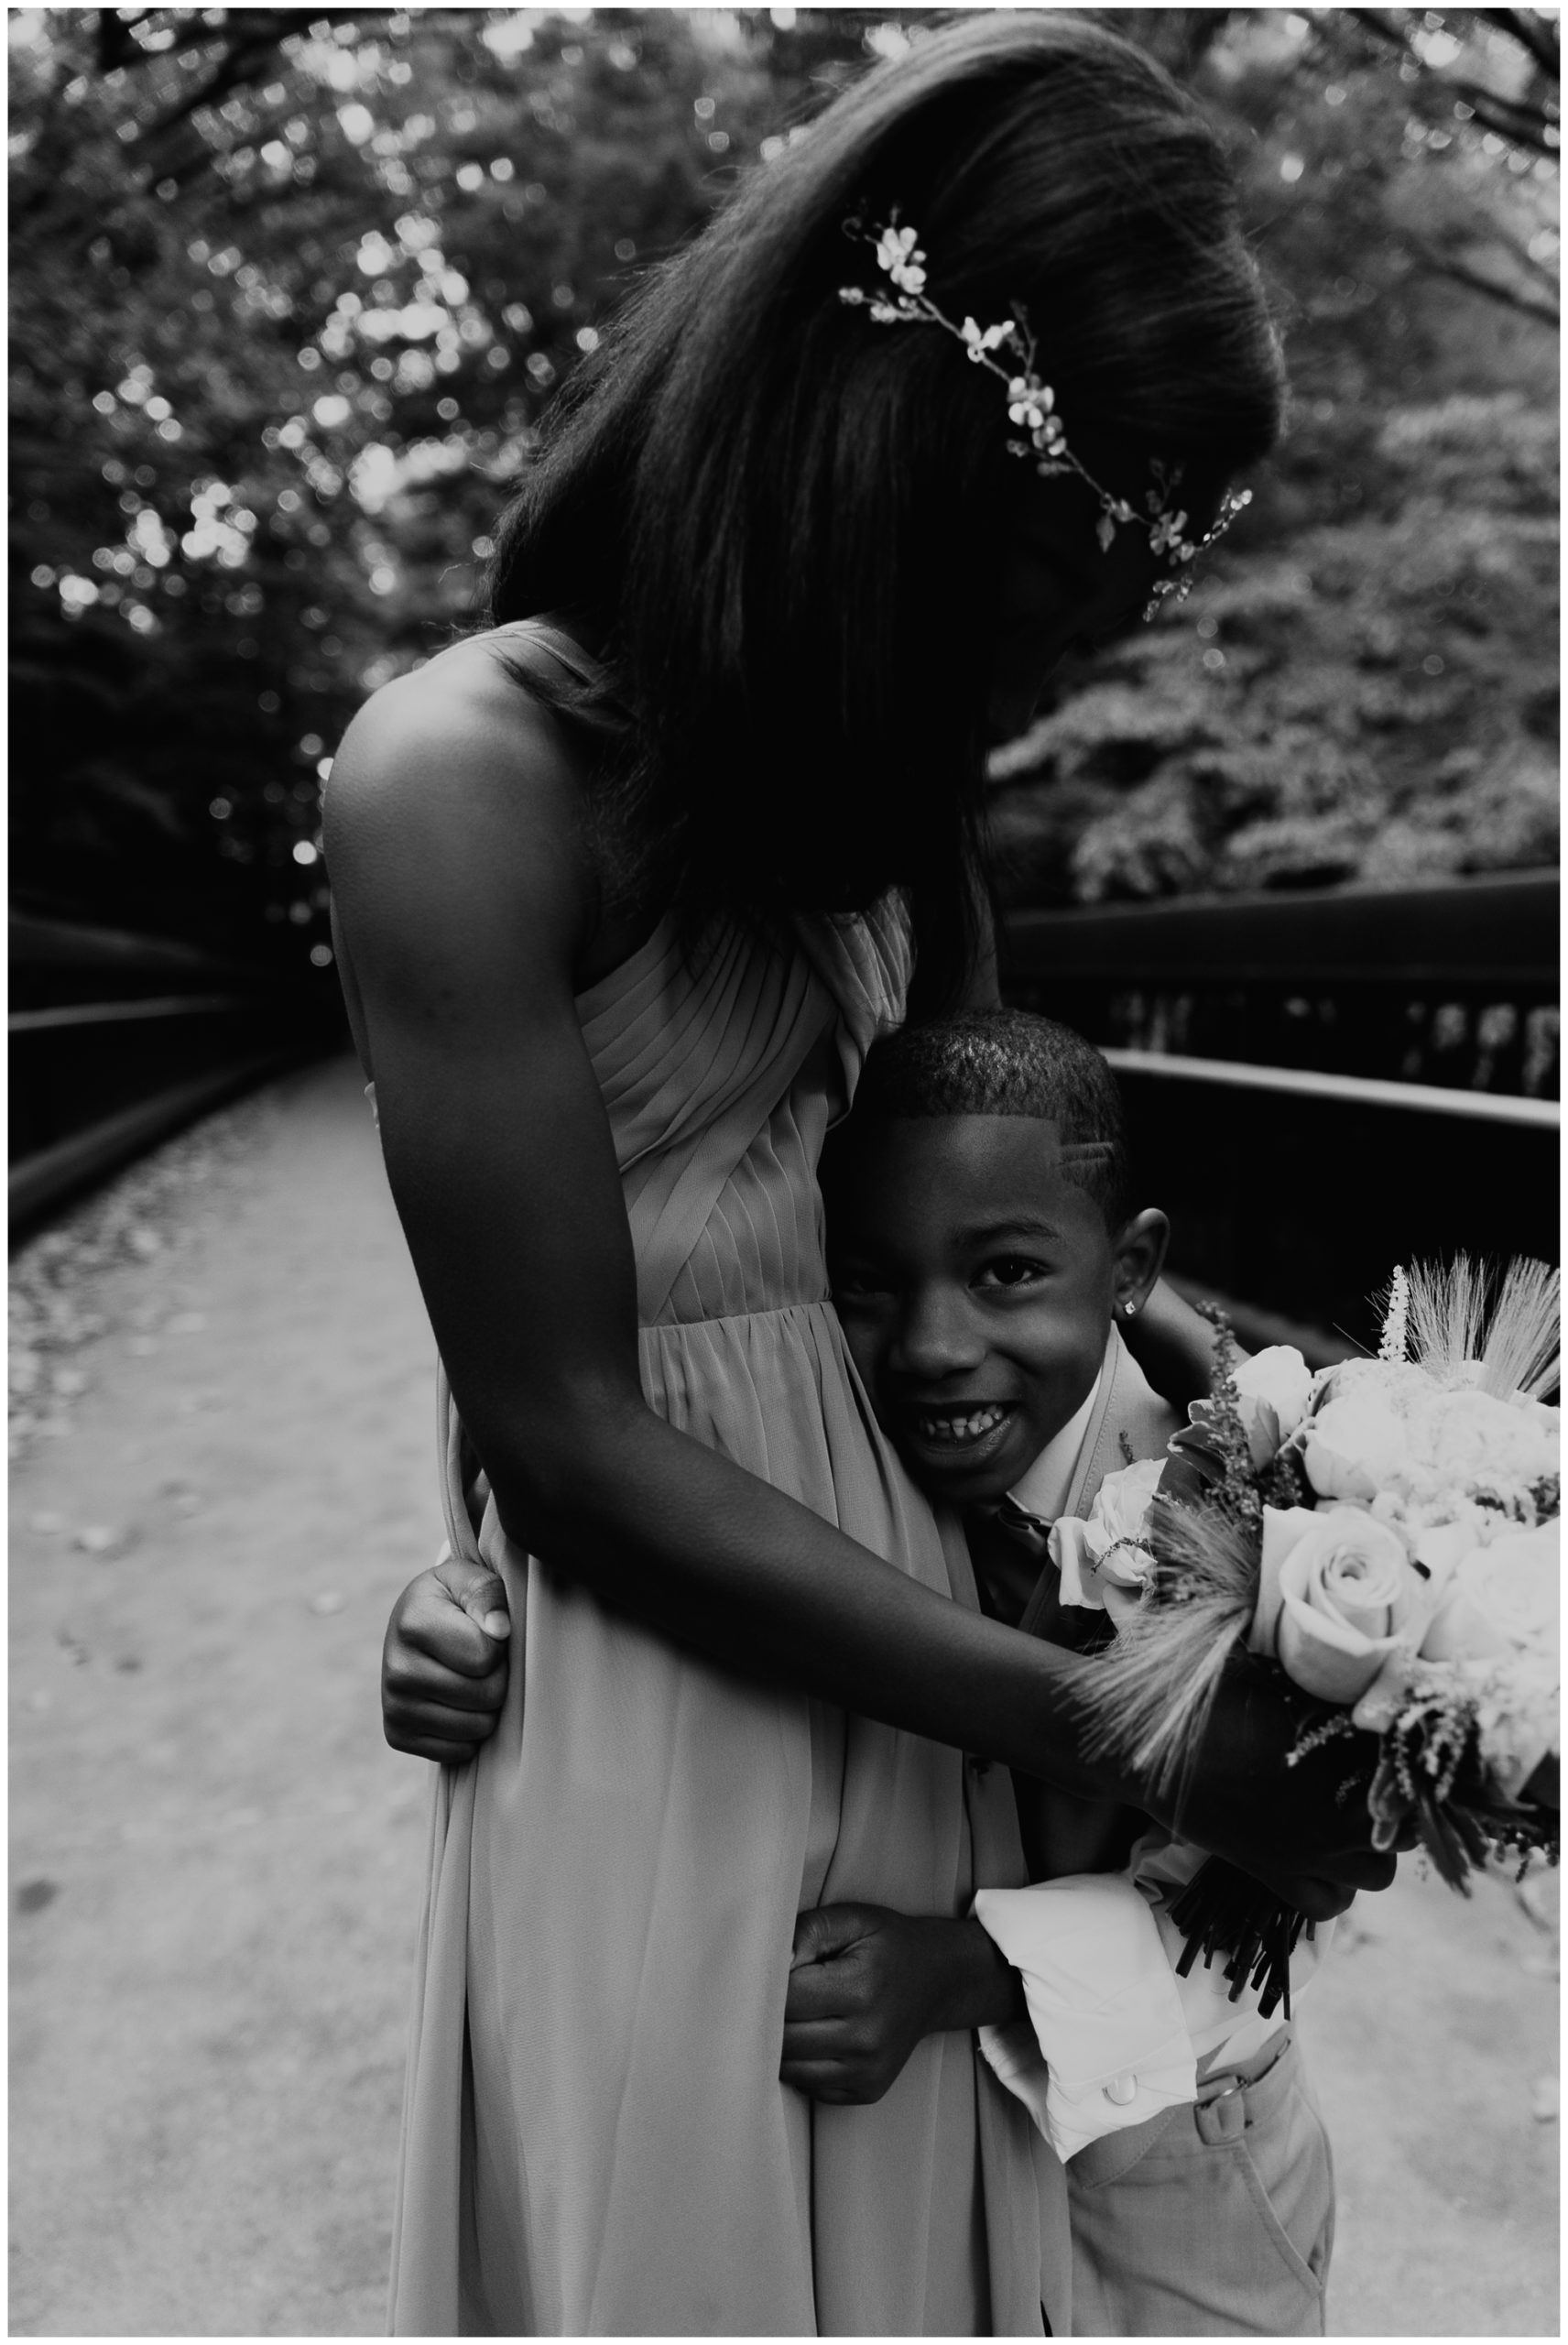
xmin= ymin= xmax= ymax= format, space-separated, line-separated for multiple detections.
xmin=1052 ymin=1257 xmax=1560 ymax=2014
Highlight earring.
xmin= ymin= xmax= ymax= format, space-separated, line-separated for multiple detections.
xmin=1121 ymin=1299 xmax=1138 ymax=1319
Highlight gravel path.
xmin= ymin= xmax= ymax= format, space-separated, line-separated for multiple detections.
xmin=8 ymin=1055 xmax=1558 ymax=2335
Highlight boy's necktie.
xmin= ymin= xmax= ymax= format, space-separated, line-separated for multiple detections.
xmin=990 ymin=1492 xmax=1053 ymax=1555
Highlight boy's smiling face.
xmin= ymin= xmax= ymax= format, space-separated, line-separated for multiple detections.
xmin=824 ymin=1113 xmax=1165 ymax=1507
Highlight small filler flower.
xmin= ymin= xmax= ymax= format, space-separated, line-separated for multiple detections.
xmin=839 ymin=213 xmax=1251 ymax=614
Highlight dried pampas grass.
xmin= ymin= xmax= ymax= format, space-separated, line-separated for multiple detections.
xmin=1061 ymin=1499 xmax=1258 ymax=1799
xmin=1400 ymin=1255 xmax=1560 ymax=1402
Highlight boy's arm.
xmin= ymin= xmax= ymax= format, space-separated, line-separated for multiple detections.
xmin=780 ymin=1904 xmax=1025 ymax=2104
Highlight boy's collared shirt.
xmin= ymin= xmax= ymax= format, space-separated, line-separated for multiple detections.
xmin=1006 ymin=1371 xmax=1101 ymax=1527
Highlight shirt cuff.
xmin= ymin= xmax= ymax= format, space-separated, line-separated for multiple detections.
xmin=974 ymin=1876 xmax=1197 ymax=2164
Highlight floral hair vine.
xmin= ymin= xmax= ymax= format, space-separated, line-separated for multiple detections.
xmin=838 ymin=214 xmax=1251 ymax=616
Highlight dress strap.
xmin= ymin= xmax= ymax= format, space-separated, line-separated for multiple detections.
xmin=484 ymin=615 xmax=604 ymax=686
xmin=484 ymin=616 xmax=630 ymax=732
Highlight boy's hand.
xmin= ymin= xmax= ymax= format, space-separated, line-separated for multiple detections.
xmin=781 ymin=1904 xmax=1023 ymax=2103
xmin=382 ymin=1555 xmax=511 ymax=1761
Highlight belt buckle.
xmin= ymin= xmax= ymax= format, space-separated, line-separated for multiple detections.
xmin=1194 ymin=2071 xmax=1248 ymax=2143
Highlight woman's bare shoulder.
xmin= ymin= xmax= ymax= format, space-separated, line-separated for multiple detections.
xmin=324 ymin=632 xmax=596 ymax=984
xmin=328 ymin=632 xmax=592 ymax=884
xmin=331 ymin=632 xmax=583 ymax=829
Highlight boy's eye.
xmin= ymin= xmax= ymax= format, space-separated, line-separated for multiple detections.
xmin=975 ymin=1255 xmax=1049 ymax=1292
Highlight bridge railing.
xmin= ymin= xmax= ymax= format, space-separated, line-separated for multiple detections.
xmin=12 ymin=876 xmax=1561 ymax=1344
xmin=1000 ymin=869 xmax=1559 ymax=1362
xmin=9 ymin=913 xmax=343 ymax=1231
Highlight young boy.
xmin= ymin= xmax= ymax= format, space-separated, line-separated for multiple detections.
xmin=383 ymin=1008 xmax=1335 ymax=2338
xmin=798 ymin=1007 xmax=1335 ymax=2339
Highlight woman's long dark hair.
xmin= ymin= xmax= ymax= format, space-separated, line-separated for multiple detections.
xmin=485 ymin=11 xmax=1285 ymax=1007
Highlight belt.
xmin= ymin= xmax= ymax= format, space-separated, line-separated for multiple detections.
xmin=1192 ymin=2025 xmax=1294 ymax=2144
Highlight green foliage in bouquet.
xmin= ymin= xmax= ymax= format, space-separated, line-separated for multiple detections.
xmin=1365 ymin=1668 xmax=1557 ymax=1892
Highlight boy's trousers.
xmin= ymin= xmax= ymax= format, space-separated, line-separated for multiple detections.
xmin=1065 ymin=2028 xmax=1334 ymax=2337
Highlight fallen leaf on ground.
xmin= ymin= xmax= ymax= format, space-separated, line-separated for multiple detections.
xmin=75 ymin=1524 xmax=135 ymax=1558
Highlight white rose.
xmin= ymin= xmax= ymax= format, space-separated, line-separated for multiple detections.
xmin=1462 ymin=1653 xmax=1560 ymax=1798
xmin=1050 ymin=1457 xmax=1164 ymax=1621
xmin=1233 ymin=1346 xmax=1315 ymax=1461
xmin=1254 ymin=1504 xmax=1428 ymax=1703
xmin=1302 ymin=1392 xmax=1410 ymax=1502
xmin=1248 ymin=1507 xmax=1318 ymax=1659
xmin=1448 ymin=1522 xmax=1560 ymax=1662
xmin=1403 ymin=1387 xmax=1559 ymax=1490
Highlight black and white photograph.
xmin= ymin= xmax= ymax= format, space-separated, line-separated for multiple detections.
xmin=9 ymin=6 xmax=1560 ymax=2336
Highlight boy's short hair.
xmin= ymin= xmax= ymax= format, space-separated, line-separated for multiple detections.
xmin=855 ymin=1008 xmax=1132 ymax=1229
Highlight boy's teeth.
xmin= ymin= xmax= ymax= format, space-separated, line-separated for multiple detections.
xmin=917 ymin=1404 xmax=1006 ymax=1444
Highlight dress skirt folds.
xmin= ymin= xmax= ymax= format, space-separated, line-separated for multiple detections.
xmin=387 ymin=739 xmax=1069 ymax=2333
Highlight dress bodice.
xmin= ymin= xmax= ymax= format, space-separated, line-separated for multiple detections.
xmin=577 ymin=897 xmax=911 ymax=1327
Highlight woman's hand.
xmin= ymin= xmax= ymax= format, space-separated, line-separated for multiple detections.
xmin=780 ymin=1905 xmax=1024 ymax=2104
xmin=383 ymin=1556 xmax=511 ymax=1762
xmin=1156 ymin=1661 xmax=1398 ymax=1903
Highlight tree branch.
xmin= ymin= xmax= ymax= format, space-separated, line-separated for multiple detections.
xmin=1451 ymin=91 xmax=1560 ymax=153
xmin=1346 ymin=8 xmax=1414 ymax=60
xmin=1407 ymin=234 xmax=1561 ymax=323
xmin=1476 ymin=8 xmax=1561 ymax=83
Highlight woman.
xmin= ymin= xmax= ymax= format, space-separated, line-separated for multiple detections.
xmin=332 ymin=16 xmax=1388 ymax=2333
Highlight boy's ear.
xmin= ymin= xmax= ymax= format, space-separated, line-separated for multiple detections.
xmin=1112 ymin=1208 xmax=1169 ymax=1315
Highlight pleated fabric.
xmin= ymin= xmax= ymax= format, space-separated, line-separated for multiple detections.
xmin=388 ymin=632 xmax=1069 ymax=2337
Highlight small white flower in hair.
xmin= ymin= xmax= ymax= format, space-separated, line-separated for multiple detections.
xmin=1149 ymin=507 xmax=1191 ymax=559
xmin=875 ymin=222 xmax=927 ymax=293
xmin=961 ymin=316 xmax=1013 ymax=360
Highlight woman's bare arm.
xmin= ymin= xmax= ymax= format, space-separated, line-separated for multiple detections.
xmin=331 ymin=652 xmax=1388 ymax=1896
xmin=1123 ymin=1276 xmax=1229 ymax=1407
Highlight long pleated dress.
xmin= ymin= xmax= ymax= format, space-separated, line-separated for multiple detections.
xmin=388 ymin=644 xmax=1069 ymax=2337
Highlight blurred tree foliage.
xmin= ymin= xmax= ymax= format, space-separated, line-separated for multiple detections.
xmin=8 ymin=6 xmax=1560 ymax=960
xmin=990 ymin=5 xmax=1560 ymax=902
